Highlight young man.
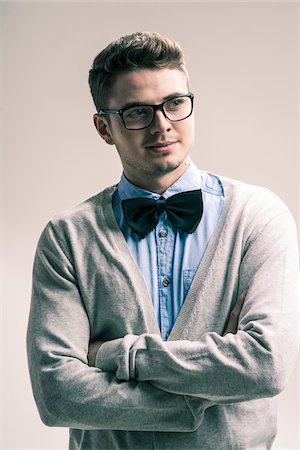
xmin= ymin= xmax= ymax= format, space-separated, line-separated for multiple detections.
xmin=27 ymin=32 xmax=299 ymax=450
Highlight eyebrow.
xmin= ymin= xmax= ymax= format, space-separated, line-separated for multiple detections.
xmin=119 ymin=92 xmax=189 ymax=110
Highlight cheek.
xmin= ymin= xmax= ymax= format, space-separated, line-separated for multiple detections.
xmin=178 ymin=119 xmax=194 ymax=142
xmin=113 ymin=128 xmax=145 ymax=154
xmin=110 ymin=124 xmax=129 ymax=147
xmin=187 ymin=117 xmax=195 ymax=138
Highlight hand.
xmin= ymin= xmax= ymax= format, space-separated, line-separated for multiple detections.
xmin=224 ymin=290 xmax=247 ymax=335
xmin=87 ymin=340 xmax=103 ymax=366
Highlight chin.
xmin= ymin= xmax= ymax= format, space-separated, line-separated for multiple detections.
xmin=156 ymin=154 xmax=189 ymax=173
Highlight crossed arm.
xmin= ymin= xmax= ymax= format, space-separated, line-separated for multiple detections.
xmin=27 ymin=206 xmax=299 ymax=431
xmin=87 ymin=290 xmax=247 ymax=366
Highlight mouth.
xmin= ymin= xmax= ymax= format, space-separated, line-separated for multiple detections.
xmin=145 ymin=141 xmax=178 ymax=152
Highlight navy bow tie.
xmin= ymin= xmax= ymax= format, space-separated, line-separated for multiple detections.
xmin=122 ymin=189 xmax=203 ymax=239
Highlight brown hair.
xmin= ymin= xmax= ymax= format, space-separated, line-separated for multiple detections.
xmin=88 ymin=31 xmax=189 ymax=111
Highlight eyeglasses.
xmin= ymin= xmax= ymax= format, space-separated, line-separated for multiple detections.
xmin=98 ymin=93 xmax=194 ymax=130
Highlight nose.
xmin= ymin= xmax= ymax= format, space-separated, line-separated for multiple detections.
xmin=149 ymin=110 xmax=172 ymax=134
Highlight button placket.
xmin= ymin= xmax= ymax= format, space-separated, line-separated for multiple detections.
xmin=156 ymin=215 xmax=174 ymax=340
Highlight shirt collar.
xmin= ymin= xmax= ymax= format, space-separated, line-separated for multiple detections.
xmin=117 ymin=160 xmax=202 ymax=201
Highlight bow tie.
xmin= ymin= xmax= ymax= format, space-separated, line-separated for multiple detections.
xmin=122 ymin=189 xmax=203 ymax=239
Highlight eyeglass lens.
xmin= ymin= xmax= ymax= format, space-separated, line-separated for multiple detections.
xmin=122 ymin=96 xmax=192 ymax=130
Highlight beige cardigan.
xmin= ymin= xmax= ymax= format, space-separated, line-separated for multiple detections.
xmin=27 ymin=176 xmax=299 ymax=449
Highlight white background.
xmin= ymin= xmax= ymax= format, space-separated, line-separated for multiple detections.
xmin=1 ymin=1 xmax=299 ymax=449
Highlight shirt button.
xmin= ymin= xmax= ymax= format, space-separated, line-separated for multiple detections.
xmin=162 ymin=277 xmax=170 ymax=287
xmin=159 ymin=229 xmax=168 ymax=238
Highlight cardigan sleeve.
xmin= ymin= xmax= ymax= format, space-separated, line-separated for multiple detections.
xmin=96 ymin=206 xmax=300 ymax=406
xmin=26 ymin=222 xmax=210 ymax=432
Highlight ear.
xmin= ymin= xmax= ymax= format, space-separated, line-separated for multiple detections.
xmin=93 ymin=114 xmax=115 ymax=145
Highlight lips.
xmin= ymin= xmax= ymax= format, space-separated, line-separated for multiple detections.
xmin=146 ymin=140 xmax=178 ymax=149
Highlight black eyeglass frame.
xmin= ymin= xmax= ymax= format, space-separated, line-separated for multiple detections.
xmin=98 ymin=93 xmax=194 ymax=130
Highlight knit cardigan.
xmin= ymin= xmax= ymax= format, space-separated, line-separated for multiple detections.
xmin=27 ymin=175 xmax=299 ymax=450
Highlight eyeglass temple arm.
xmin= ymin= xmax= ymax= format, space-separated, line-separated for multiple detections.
xmin=99 ymin=109 xmax=122 ymax=115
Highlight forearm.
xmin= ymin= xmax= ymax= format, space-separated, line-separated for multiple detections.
xmin=28 ymin=349 xmax=207 ymax=432
xmin=97 ymin=323 xmax=297 ymax=402
xmin=27 ymin=298 xmax=209 ymax=432
xmin=96 ymin=332 xmax=282 ymax=402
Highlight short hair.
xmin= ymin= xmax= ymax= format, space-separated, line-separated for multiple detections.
xmin=89 ymin=31 xmax=189 ymax=111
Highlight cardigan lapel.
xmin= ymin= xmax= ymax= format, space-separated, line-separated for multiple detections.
xmin=168 ymin=180 xmax=234 ymax=341
xmin=99 ymin=186 xmax=161 ymax=336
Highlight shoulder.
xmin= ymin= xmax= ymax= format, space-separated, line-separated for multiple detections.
xmin=200 ymin=169 xmax=291 ymax=216
xmin=216 ymin=174 xmax=296 ymax=238
xmin=220 ymin=175 xmax=289 ymax=212
xmin=38 ymin=185 xmax=116 ymax=248
xmin=50 ymin=185 xmax=115 ymax=227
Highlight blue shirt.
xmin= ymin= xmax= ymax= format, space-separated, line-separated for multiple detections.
xmin=112 ymin=161 xmax=224 ymax=340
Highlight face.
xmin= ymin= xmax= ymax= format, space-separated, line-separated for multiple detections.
xmin=94 ymin=68 xmax=195 ymax=191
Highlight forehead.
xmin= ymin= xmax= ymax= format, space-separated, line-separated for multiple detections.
xmin=108 ymin=68 xmax=189 ymax=108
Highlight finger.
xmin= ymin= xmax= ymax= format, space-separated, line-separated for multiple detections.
xmin=231 ymin=290 xmax=247 ymax=317
xmin=224 ymin=290 xmax=247 ymax=335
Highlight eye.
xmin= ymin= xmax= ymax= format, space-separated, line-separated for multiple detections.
xmin=165 ymin=97 xmax=186 ymax=111
xmin=124 ymin=107 xmax=149 ymax=120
